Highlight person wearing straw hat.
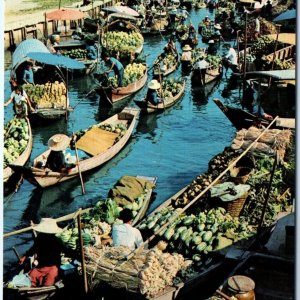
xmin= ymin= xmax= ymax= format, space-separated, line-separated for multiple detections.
xmin=112 ymin=208 xmax=143 ymax=250
xmin=214 ymin=23 xmax=224 ymax=42
xmin=181 ymin=44 xmax=192 ymax=62
xmin=146 ymin=79 xmax=162 ymax=106
xmin=45 ymin=134 xmax=73 ymax=173
xmin=19 ymin=218 xmax=65 ymax=287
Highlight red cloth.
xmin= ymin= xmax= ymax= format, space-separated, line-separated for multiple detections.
xmin=29 ymin=265 xmax=59 ymax=287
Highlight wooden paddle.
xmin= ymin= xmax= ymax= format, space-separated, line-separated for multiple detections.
xmin=72 ymin=134 xmax=85 ymax=195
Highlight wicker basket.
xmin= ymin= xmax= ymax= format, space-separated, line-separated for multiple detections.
xmin=226 ymin=192 xmax=249 ymax=217
xmin=230 ymin=167 xmax=252 ymax=184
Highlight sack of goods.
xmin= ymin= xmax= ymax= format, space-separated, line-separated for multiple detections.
xmin=85 ymin=245 xmax=184 ymax=298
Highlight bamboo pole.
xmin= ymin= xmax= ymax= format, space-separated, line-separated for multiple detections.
xmin=3 ymin=208 xmax=90 ymax=238
xmin=77 ymin=210 xmax=89 ymax=294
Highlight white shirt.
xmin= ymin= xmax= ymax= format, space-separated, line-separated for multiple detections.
xmin=181 ymin=51 xmax=192 ymax=61
xmin=195 ymin=59 xmax=209 ymax=69
xmin=112 ymin=223 xmax=143 ymax=250
xmin=225 ymin=48 xmax=238 ymax=65
xmin=255 ymin=18 xmax=260 ymax=32
xmin=11 ymin=90 xmax=28 ymax=105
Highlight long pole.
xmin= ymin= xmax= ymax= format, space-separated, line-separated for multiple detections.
xmin=243 ymin=12 xmax=248 ymax=78
xmin=77 ymin=210 xmax=89 ymax=294
xmin=74 ymin=139 xmax=85 ymax=195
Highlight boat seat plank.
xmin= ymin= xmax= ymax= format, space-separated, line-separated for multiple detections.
xmin=276 ymin=118 xmax=295 ymax=129
xmin=75 ymin=127 xmax=119 ymax=156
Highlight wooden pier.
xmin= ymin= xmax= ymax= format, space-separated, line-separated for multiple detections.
xmin=4 ymin=0 xmax=116 ymax=50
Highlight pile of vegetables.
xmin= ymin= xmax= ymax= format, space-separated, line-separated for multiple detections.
xmin=75 ymin=122 xmax=128 ymax=143
xmin=57 ymin=188 xmax=150 ymax=251
xmin=23 ymin=82 xmax=67 ymax=109
xmin=160 ymin=78 xmax=184 ymax=98
xmin=262 ymin=57 xmax=294 ymax=71
xmin=176 ymin=24 xmax=188 ymax=33
xmin=206 ymin=55 xmax=222 ymax=68
xmin=138 ymin=206 xmax=255 ymax=261
xmin=250 ymin=36 xmax=277 ymax=57
xmin=4 ymin=118 xmax=29 ymax=168
xmin=102 ymin=31 xmax=143 ymax=54
xmin=61 ymin=48 xmax=87 ymax=59
xmin=153 ymin=53 xmax=177 ymax=74
xmin=107 ymin=63 xmax=146 ymax=88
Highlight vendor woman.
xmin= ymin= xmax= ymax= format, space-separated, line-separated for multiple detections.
xmin=146 ymin=79 xmax=162 ymax=106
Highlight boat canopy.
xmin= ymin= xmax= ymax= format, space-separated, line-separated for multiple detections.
xmin=12 ymin=39 xmax=50 ymax=72
xmin=246 ymin=69 xmax=295 ymax=80
xmin=266 ymin=33 xmax=296 ymax=45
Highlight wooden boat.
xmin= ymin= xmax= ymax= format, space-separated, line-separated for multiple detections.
xmin=10 ymin=108 xmax=140 ymax=188
xmin=191 ymin=64 xmax=223 ymax=86
xmin=4 ymin=117 xmax=33 ymax=184
xmin=3 ymin=281 xmax=65 ymax=300
xmin=96 ymin=65 xmax=148 ymax=104
xmin=53 ymin=39 xmax=98 ymax=76
xmin=10 ymin=39 xmax=72 ymax=121
xmin=213 ymin=99 xmax=295 ymax=130
xmin=134 ymin=80 xmax=185 ymax=113
xmin=153 ymin=49 xmax=180 ymax=77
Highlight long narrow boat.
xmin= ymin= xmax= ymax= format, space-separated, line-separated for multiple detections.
xmin=134 ymin=80 xmax=185 ymax=113
xmin=213 ymin=99 xmax=295 ymax=130
xmin=153 ymin=48 xmax=180 ymax=77
xmin=4 ymin=117 xmax=33 ymax=184
xmin=96 ymin=65 xmax=148 ymax=104
xmin=191 ymin=64 xmax=222 ymax=86
xmin=10 ymin=108 xmax=140 ymax=188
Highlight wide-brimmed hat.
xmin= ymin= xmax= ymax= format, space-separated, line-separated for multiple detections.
xmin=182 ymin=44 xmax=192 ymax=51
xmin=33 ymin=218 xmax=63 ymax=234
xmin=208 ymin=39 xmax=215 ymax=44
xmin=148 ymin=79 xmax=161 ymax=90
xmin=214 ymin=24 xmax=222 ymax=30
xmin=48 ymin=134 xmax=70 ymax=151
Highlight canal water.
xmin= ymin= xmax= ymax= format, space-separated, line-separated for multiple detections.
xmin=3 ymin=7 xmax=241 ymax=276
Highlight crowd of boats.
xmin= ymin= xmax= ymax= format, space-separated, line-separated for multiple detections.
xmin=3 ymin=0 xmax=296 ymax=299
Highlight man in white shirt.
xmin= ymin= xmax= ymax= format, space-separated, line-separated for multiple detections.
xmin=224 ymin=44 xmax=239 ymax=73
xmin=112 ymin=208 xmax=143 ymax=250
xmin=194 ymin=56 xmax=209 ymax=85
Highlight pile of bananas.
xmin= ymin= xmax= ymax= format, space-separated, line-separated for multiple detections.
xmin=23 ymin=82 xmax=67 ymax=109
xmin=206 ymin=55 xmax=222 ymax=68
xmin=107 ymin=63 xmax=146 ymax=88
xmin=176 ymin=24 xmax=188 ymax=33
xmin=138 ymin=206 xmax=255 ymax=261
xmin=4 ymin=118 xmax=29 ymax=168
xmin=160 ymin=78 xmax=184 ymax=98
xmin=262 ymin=57 xmax=294 ymax=71
xmin=102 ymin=31 xmax=143 ymax=54
xmin=61 ymin=48 xmax=87 ymax=59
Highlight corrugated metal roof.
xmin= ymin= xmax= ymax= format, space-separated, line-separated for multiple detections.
xmin=12 ymin=39 xmax=50 ymax=71
xmin=246 ymin=69 xmax=295 ymax=80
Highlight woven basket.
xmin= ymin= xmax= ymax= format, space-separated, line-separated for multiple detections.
xmin=226 ymin=192 xmax=249 ymax=217
xmin=230 ymin=167 xmax=252 ymax=184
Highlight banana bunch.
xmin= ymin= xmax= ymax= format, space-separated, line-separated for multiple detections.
xmin=108 ymin=63 xmax=146 ymax=88
xmin=23 ymin=82 xmax=67 ymax=109
xmin=102 ymin=31 xmax=143 ymax=53
xmin=176 ymin=24 xmax=188 ymax=33
xmin=206 ymin=55 xmax=222 ymax=68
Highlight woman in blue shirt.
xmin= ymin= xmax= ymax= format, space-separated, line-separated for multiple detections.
xmin=146 ymin=79 xmax=161 ymax=105
xmin=22 ymin=62 xmax=34 ymax=84
xmin=103 ymin=54 xmax=124 ymax=87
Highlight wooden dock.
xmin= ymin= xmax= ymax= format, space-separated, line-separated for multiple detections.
xmin=4 ymin=0 xmax=116 ymax=50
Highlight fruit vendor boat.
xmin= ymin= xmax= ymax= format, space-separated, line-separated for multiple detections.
xmin=10 ymin=39 xmax=77 ymax=121
xmin=153 ymin=48 xmax=180 ymax=77
xmin=95 ymin=64 xmax=148 ymax=104
xmin=134 ymin=79 xmax=185 ymax=113
xmin=4 ymin=117 xmax=33 ymax=184
xmin=53 ymin=39 xmax=98 ymax=76
xmin=191 ymin=57 xmax=223 ymax=86
xmin=10 ymin=108 xmax=140 ymax=188
xmin=213 ymin=99 xmax=295 ymax=130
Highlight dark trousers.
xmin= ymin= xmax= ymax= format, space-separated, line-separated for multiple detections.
xmin=116 ymin=68 xmax=124 ymax=87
